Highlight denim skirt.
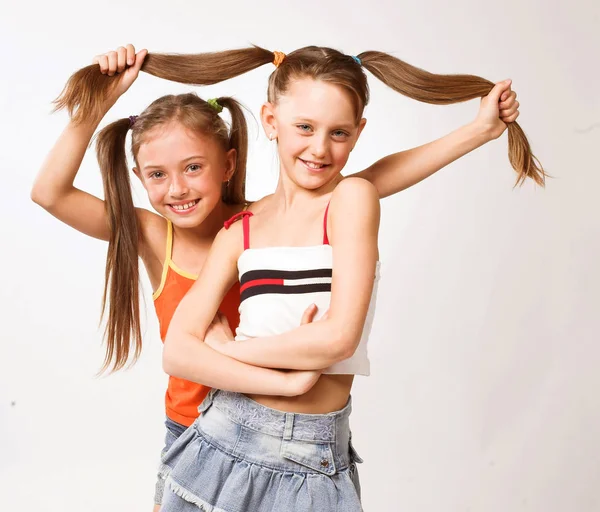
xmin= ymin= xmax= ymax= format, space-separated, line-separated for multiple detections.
xmin=155 ymin=417 xmax=188 ymax=505
xmin=159 ymin=389 xmax=364 ymax=512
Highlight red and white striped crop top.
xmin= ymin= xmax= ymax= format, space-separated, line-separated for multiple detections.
xmin=223 ymin=206 xmax=379 ymax=376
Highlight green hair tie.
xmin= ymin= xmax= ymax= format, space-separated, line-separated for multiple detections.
xmin=207 ymin=98 xmax=223 ymax=113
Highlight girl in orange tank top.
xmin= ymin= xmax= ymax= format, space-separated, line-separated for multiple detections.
xmin=33 ymin=47 xmax=255 ymax=511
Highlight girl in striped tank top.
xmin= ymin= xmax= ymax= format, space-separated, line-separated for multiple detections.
xmin=159 ymin=48 xmax=537 ymax=511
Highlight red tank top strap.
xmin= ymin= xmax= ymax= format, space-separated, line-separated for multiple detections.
xmin=224 ymin=210 xmax=253 ymax=250
xmin=323 ymin=202 xmax=331 ymax=245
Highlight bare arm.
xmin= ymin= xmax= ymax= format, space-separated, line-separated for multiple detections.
xmin=31 ymin=46 xmax=147 ymax=241
xmin=31 ymin=118 xmax=113 ymax=240
xmin=354 ymin=80 xmax=520 ymax=198
xmin=163 ymin=224 xmax=320 ymax=395
xmin=207 ymin=178 xmax=380 ymax=370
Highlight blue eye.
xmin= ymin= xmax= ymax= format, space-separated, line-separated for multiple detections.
xmin=297 ymin=124 xmax=312 ymax=132
xmin=332 ymin=130 xmax=349 ymax=138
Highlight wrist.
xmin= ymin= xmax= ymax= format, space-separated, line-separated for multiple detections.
xmin=465 ymin=120 xmax=495 ymax=145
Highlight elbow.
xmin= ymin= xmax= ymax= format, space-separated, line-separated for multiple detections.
xmin=162 ymin=336 xmax=184 ymax=378
xmin=327 ymin=331 xmax=360 ymax=365
xmin=162 ymin=346 xmax=177 ymax=377
xmin=30 ymin=183 xmax=59 ymax=210
xmin=30 ymin=185 xmax=50 ymax=209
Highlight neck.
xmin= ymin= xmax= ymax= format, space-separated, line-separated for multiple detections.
xmin=273 ymin=164 xmax=341 ymax=211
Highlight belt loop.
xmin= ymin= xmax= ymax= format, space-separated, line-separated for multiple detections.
xmin=283 ymin=413 xmax=294 ymax=440
xmin=198 ymin=388 xmax=216 ymax=414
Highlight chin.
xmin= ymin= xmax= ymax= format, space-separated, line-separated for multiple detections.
xmin=170 ymin=215 xmax=207 ymax=228
xmin=157 ymin=206 xmax=208 ymax=228
xmin=301 ymin=172 xmax=340 ymax=191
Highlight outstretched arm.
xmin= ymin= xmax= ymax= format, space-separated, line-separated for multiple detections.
xmin=354 ymin=80 xmax=519 ymax=198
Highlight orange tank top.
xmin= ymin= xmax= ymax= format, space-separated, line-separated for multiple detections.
xmin=153 ymin=219 xmax=240 ymax=427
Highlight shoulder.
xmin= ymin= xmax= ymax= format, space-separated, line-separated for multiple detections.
xmin=333 ymin=177 xmax=378 ymax=204
xmin=330 ymin=177 xmax=379 ymax=216
xmin=326 ymin=178 xmax=380 ymax=246
xmin=135 ymin=208 xmax=168 ymax=259
xmin=216 ymin=214 xmax=247 ymax=259
xmin=136 ymin=207 xmax=166 ymax=230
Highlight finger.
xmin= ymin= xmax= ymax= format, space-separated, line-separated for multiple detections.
xmin=486 ymin=79 xmax=512 ymax=104
xmin=95 ymin=55 xmax=109 ymax=74
xmin=500 ymin=101 xmax=519 ymax=119
xmin=132 ymin=49 xmax=148 ymax=72
xmin=500 ymin=84 xmax=512 ymax=102
xmin=499 ymin=91 xmax=517 ymax=110
xmin=501 ymin=111 xmax=520 ymax=123
xmin=116 ymin=46 xmax=127 ymax=73
xmin=300 ymin=304 xmax=318 ymax=325
xmin=107 ymin=51 xmax=118 ymax=76
xmin=125 ymin=43 xmax=136 ymax=66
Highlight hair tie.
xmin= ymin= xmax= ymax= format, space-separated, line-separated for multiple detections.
xmin=128 ymin=115 xmax=138 ymax=128
xmin=207 ymin=98 xmax=223 ymax=113
xmin=351 ymin=55 xmax=362 ymax=66
xmin=273 ymin=51 xmax=286 ymax=68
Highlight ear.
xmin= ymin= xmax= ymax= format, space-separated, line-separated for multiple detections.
xmin=223 ymin=148 xmax=237 ymax=182
xmin=260 ymin=102 xmax=278 ymax=140
xmin=132 ymin=167 xmax=147 ymax=189
xmin=351 ymin=118 xmax=367 ymax=151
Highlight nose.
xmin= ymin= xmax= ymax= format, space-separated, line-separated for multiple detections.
xmin=169 ymin=173 xmax=189 ymax=198
xmin=310 ymin=133 xmax=329 ymax=160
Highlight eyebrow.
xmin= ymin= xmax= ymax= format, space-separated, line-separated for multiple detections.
xmin=292 ymin=118 xmax=355 ymax=131
xmin=142 ymin=155 xmax=208 ymax=170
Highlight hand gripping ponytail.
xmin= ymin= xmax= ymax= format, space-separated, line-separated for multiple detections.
xmin=357 ymin=51 xmax=546 ymax=186
xmin=54 ymin=47 xmax=276 ymax=124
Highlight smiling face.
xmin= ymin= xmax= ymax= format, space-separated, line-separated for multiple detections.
xmin=134 ymin=121 xmax=235 ymax=228
xmin=263 ymin=77 xmax=366 ymax=191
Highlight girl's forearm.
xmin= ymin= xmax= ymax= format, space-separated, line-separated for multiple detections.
xmin=32 ymin=117 xmax=107 ymax=207
xmin=363 ymin=121 xmax=493 ymax=198
xmin=163 ymin=332 xmax=309 ymax=395
xmin=220 ymin=321 xmax=352 ymax=370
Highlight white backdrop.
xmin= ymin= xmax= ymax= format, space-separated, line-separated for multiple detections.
xmin=1 ymin=0 xmax=599 ymax=510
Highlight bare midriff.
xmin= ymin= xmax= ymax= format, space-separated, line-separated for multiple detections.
xmin=247 ymin=374 xmax=354 ymax=414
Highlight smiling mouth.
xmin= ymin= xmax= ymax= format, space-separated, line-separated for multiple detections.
xmin=299 ymin=158 xmax=330 ymax=170
xmin=168 ymin=199 xmax=200 ymax=212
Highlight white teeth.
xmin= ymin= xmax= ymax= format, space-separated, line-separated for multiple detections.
xmin=303 ymin=160 xmax=326 ymax=169
xmin=172 ymin=200 xmax=198 ymax=211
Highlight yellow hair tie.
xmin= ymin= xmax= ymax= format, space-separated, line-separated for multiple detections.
xmin=273 ymin=51 xmax=286 ymax=68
